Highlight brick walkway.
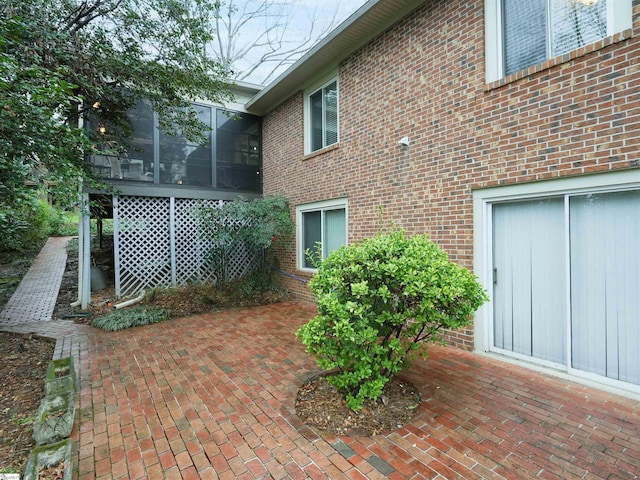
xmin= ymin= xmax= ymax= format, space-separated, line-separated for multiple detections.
xmin=2 ymin=240 xmax=640 ymax=479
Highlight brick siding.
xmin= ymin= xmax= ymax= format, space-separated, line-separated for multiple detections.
xmin=262 ymin=0 xmax=640 ymax=349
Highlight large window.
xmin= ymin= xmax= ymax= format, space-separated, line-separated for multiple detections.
xmin=306 ymin=78 xmax=338 ymax=153
xmin=88 ymin=103 xmax=262 ymax=193
xmin=485 ymin=0 xmax=632 ymax=82
xmin=216 ymin=111 xmax=262 ymax=191
xmin=297 ymin=199 xmax=347 ymax=270
xmin=159 ymin=105 xmax=213 ymax=187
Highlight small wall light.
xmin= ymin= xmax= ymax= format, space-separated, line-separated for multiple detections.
xmin=398 ymin=136 xmax=410 ymax=148
xmin=98 ymin=126 xmax=107 ymax=135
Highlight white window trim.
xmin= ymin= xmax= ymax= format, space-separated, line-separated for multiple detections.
xmin=472 ymin=169 xmax=640 ymax=398
xmin=304 ymin=72 xmax=339 ymax=155
xmin=296 ymin=197 xmax=348 ymax=272
xmin=485 ymin=0 xmax=633 ymax=83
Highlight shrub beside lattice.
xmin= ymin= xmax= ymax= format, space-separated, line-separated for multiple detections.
xmin=296 ymin=229 xmax=488 ymax=410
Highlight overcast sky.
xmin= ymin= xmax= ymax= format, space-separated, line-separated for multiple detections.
xmin=236 ymin=0 xmax=367 ymax=84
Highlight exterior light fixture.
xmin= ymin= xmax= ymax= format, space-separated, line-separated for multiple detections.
xmin=98 ymin=126 xmax=107 ymax=135
xmin=398 ymin=136 xmax=410 ymax=148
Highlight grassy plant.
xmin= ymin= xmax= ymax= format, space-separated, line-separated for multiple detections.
xmin=91 ymin=306 xmax=171 ymax=331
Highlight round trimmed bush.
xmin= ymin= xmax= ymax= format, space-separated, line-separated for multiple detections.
xmin=296 ymin=229 xmax=488 ymax=410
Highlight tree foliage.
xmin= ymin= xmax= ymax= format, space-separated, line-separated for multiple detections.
xmin=297 ymin=229 xmax=488 ymax=410
xmin=199 ymin=195 xmax=294 ymax=287
xmin=1 ymin=0 xmax=232 ymax=249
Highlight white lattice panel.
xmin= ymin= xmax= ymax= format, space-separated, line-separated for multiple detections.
xmin=174 ymin=198 xmax=221 ymax=285
xmin=116 ymin=196 xmax=172 ymax=297
xmin=114 ymin=195 xmax=260 ymax=298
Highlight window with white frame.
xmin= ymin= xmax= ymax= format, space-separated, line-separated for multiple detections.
xmin=297 ymin=199 xmax=347 ymax=270
xmin=485 ymin=0 xmax=632 ymax=82
xmin=306 ymin=78 xmax=338 ymax=153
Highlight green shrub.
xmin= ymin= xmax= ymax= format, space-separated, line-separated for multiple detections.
xmin=199 ymin=195 xmax=294 ymax=288
xmin=296 ymin=229 xmax=488 ymax=410
xmin=91 ymin=306 xmax=171 ymax=331
xmin=0 ymin=198 xmax=56 ymax=252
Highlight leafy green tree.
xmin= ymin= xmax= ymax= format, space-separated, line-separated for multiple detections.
xmin=297 ymin=229 xmax=488 ymax=411
xmin=199 ymin=195 xmax=294 ymax=288
xmin=1 ymin=0 xmax=232 ymax=250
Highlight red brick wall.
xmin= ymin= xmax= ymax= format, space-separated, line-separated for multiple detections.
xmin=262 ymin=0 xmax=640 ymax=348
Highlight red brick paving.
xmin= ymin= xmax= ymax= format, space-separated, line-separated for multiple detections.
xmin=2 ymin=239 xmax=640 ymax=479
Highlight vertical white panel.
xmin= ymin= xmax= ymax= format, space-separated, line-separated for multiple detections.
xmin=493 ymin=198 xmax=565 ymax=363
xmin=323 ymin=208 xmax=346 ymax=258
xmin=113 ymin=195 xmax=121 ymax=298
xmin=570 ymin=191 xmax=640 ymax=385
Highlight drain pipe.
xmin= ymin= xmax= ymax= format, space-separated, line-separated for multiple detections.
xmin=114 ymin=289 xmax=145 ymax=309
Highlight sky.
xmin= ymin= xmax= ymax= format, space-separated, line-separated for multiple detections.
xmin=231 ymin=0 xmax=367 ymax=85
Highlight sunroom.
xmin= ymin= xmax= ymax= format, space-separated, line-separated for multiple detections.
xmin=77 ymin=82 xmax=263 ymax=308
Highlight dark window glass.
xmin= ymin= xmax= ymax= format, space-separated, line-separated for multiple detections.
xmin=215 ymin=110 xmax=262 ymax=192
xmin=303 ymin=211 xmax=322 ymax=268
xmin=159 ymin=106 xmax=212 ymax=187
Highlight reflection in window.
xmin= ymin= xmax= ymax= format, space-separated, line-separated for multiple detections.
xmin=309 ymin=79 xmax=338 ymax=152
xmin=159 ymin=106 xmax=212 ymax=187
xmin=216 ymin=111 xmax=262 ymax=191
xmin=503 ymin=0 xmax=607 ymax=76
xmin=123 ymin=100 xmax=155 ymax=182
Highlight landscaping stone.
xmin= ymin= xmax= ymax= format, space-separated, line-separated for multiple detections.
xmin=33 ymin=390 xmax=75 ymax=445
xmin=44 ymin=357 xmax=75 ymax=397
xmin=22 ymin=438 xmax=72 ymax=480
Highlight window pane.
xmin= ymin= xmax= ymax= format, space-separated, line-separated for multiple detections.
xmin=216 ymin=110 xmax=262 ymax=192
xmin=124 ymin=100 xmax=155 ymax=182
xmin=303 ymin=211 xmax=322 ymax=268
xmin=324 ymin=81 xmax=338 ymax=147
xmin=159 ymin=105 xmax=212 ymax=187
xmin=570 ymin=190 xmax=640 ymax=385
xmin=324 ymin=208 xmax=345 ymax=257
xmin=310 ymin=90 xmax=323 ymax=151
xmin=503 ymin=0 xmax=547 ymax=75
xmin=551 ymin=0 xmax=607 ymax=56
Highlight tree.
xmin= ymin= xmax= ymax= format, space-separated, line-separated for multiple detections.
xmin=209 ymin=0 xmax=341 ymax=84
xmin=0 ymin=0 xmax=232 ymax=249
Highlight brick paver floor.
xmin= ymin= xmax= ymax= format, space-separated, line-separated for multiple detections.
xmin=2 ymin=239 xmax=639 ymax=479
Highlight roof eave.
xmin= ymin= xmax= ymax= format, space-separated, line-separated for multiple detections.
xmin=245 ymin=0 xmax=426 ymax=115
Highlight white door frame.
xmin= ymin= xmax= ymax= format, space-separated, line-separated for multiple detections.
xmin=473 ymin=169 xmax=640 ymax=395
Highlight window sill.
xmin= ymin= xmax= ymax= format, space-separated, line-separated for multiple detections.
xmin=484 ymin=28 xmax=634 ymax=92
xmin=303 ymin=143 xmax=340 ymax=161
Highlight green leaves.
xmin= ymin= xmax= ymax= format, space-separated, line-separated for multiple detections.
xmin=297 ymin=228 xmax=488 ymax=411
xmin=1 ymin=0 xmax=233 ymax=250
xmin=198 ymin=195 xmax=294 ymax=287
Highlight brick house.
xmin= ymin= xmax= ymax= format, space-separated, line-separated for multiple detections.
xmin=245 ymin=0 xmax=640 ymax=396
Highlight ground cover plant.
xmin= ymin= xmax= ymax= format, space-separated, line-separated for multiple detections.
xmin=91 ymin=305 xmax=171 ymax=331
xmin=297 ymin=228 xmax=488 ymax=410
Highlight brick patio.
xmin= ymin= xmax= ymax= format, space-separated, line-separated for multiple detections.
xmin=1 ymin=239 xmax=639 ymax=479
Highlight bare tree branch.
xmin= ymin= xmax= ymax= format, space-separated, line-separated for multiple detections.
xmin=208 ymin=0 xmax=343 ymax=84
